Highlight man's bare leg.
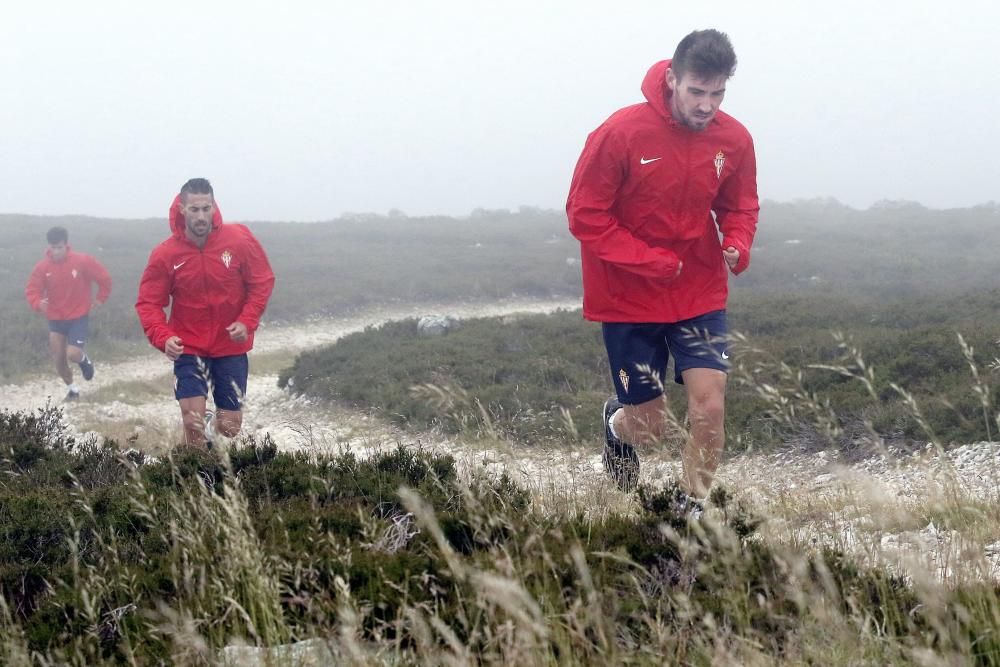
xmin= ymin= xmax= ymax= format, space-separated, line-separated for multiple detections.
xmin=216 ymin=409 xmax=243 ymax=438
xmin=610 ymin=369 xmax=726 ymax=497
xmin=66 ymin=344 xmax=84 ymax=365
xmin=178 ymin=396 xmax=210 ymax=447
xmin=679 ymin=368 xmax=727 ymax=498
xmin=48 ymin=332 xmax=72 ymax=385
xmin=613 ymin=395 xmax=670 ymax=447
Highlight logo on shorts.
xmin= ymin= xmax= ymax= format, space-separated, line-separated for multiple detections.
xmin=721 ymin=350 xmax=730 ymax=360
xmin=71 ymin=269 xmax=79 ymax=279
xmin=714 ymin=151 xmax=726 ymax=179
xmin=618 ymin=369 xmax=630 ymax=394
xmin=221 ymin=250 xmax=232 ymax=268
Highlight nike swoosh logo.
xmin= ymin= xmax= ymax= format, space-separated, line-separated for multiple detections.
xmin=173 ymin=262 xmax=186 ymax=270
xmin=640 ymin=157 xmax=662 ymax=165
xmin=721 ymin=351 xmax=730 ymax=360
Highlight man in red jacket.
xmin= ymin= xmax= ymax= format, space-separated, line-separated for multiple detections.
xmin=25 ymin=226 xmax=113 ymax=401
xmin=136 ymin=178 xmax=275 ymax=448
xmin=567 ymin=30 xmax=759 ymax=509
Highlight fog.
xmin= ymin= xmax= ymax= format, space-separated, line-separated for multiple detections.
xmin=2 ymin=0 xmax=997 ymax=221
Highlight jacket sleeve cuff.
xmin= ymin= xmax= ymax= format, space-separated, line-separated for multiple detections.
xmin=152 ymin=331 xmax=172 ymax=353
xmin=722 ymin=238 xmax=750 ymax=275
xmin=654 ymin=248 xmax=682 ymax=280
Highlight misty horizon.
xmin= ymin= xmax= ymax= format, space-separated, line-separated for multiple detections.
xmin=2 ymin=195 xmax=997 ymax=226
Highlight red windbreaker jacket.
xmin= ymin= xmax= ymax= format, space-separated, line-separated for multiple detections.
xmin=566 ymin=59 xmax=759 ymax=323
xmin=25 ymin=247 xmax=112 ymax=320
xmin=135 ymin=196 xmax=275 ymax=357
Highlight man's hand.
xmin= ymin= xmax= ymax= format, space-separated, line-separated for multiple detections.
xmin=226 ymin=321 xmax=248 ymax=343
xmin=164 ymin=336 xmax=184 ymax=361
xmin=723 ymin=246 xmax=740 ymax=272
xmin=39 ymin=298 xmax=48 ymax=315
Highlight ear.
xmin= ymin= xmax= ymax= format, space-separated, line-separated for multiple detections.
xmin=666 ymin=67 xmax=677 ymax=92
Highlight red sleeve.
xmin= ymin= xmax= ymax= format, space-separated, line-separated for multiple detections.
xmin=85 ymin=256 xmax=113 ymax=303
xmin=714 ymin=135 xmax=759 ymax=275
xmin=135 ymin=250 xmax=174 ymax=351
xmin=234 ymin=226 xmax=275 ymax=331
xmin=24 ymin=261 xmax=47 ymax=312
xmin=566 ymin=125 xmax=681 ymax=280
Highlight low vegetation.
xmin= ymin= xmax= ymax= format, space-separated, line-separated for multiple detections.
xmin=280 ymin=294 xmax=1000 ymax=452
xmin=2 ymin=405 xmax=1000 ymax=665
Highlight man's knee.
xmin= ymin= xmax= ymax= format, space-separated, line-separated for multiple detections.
xmin=688 ymin=391 xmax=725 ymax=432
xmin=66 ymin=347 xmax=83 ymax=363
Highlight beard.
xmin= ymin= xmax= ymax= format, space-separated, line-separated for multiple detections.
xmin=679 ymin=109 xmax=712 ymax=132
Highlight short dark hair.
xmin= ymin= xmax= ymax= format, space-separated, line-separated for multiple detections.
xmin=46 ymin=226 xmax=68 ymax=245
xmin=180 ymin=178 xmax=214 ymax=202
xmin=672 ymin=29 xmax=737 ymax=80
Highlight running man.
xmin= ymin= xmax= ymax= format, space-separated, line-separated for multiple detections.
xmin=566 ymin=30 xmax=759 ymax=507
xmin=25 ymin=226 xmax=113 ymax=401
xmin=136 ymin=178 xmax=275 ymax=448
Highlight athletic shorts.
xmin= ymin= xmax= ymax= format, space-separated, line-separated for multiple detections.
xmin=173 ymin=353 xmax=249 ymax=411
xmin=602 ymin=309 xmax=730 ymax=405
xmin=48 ymin=315 xmax=89 ymax=348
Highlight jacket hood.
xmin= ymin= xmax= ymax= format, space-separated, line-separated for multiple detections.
xmin=169 ymin=193 xmax=224 ymax=239
xmin=641 ymin=59 xmax=674 ymax=123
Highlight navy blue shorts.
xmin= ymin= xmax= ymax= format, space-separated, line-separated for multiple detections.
xmin=602 ymin=310 xmax=730 ymax=405
xmin=173 ymin=354 xmax=249 ymax=411
xmin=48 ymin=315 xmax=89 ymax=348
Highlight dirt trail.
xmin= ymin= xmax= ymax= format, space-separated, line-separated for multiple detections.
xmin=3 ymin=297 xmax=999 ymax=582
xmin=0 ymin=298 xmax=578 ymax=418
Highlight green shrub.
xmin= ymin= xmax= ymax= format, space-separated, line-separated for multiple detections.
xmin=3 ymin=407 xmax=1000 ymax=663
xmin=281 ymin=303 xmax=1000 ymax=452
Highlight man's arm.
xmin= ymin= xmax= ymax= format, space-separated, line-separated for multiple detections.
xmin=566 ymin=126 xmax=681 ymax=280
xmin=135 ymin=252 xmax=175 ymax=351
xmin=24 ymin=262 xmax=47 ymax=313
xmin=233 ymin=226 xmax=275 ymax=333
xmin=86 ymin=255 xmax=113 ymax=304
xmin=714 ymin=135 xmax=759 ymax=275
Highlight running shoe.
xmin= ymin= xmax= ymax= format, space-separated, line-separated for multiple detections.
xmin=602 ymin=398 xmax=639 ymax=492
xmin=65 ymin=388 xmax=80 ymax=402
xmin=79 ymin=355 xmax=95 ymax=381
xmin=672 ymin=492 xmax=705 ymax=521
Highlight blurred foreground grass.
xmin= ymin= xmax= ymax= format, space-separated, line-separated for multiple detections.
xmin=3 ymin=405 xmax=1000 ymax=665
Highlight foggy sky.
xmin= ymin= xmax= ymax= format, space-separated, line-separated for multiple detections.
xmin=2 ymin=0 xmax=997 ymax=221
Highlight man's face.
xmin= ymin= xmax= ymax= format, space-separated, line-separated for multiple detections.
xmin=49 ymin=241 xmax=68 ymax=262
xmin=667 ymin=69 xmax=727 ymax=132
xmin=180 ymin=193 xmax=215 ymax=241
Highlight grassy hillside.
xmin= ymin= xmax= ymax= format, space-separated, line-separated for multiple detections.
xmin=280 ymin=292 xmax=1000 ymax=451
xmin=3 ymin=200 xmax=998 ymax=381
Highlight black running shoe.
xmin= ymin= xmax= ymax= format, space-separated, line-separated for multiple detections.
xmin=65 ymin=388 xmax=80 ymax=402
xmin=672 ymin=492 xmax=705 ymax=521
xmin=602 ymin=398 xmax=640 ymax=492
xmin=79 ymin=356 xmax=95 ymax=381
